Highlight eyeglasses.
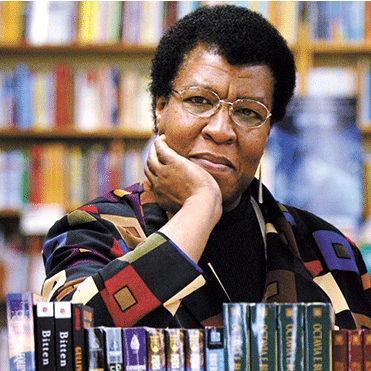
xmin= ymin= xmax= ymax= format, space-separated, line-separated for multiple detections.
xmin=171 ymin=86 xmax=271 ymax=129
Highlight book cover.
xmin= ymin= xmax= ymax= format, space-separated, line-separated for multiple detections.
xmin=348 ymin=330 xmax=363 ymax=371
xmin=72 ymin=303 xmax=94 ymax=371
xmin=67 ymin=145 xmax=84 ymax=210
xmin=184 ymin=328 xmax=204 ymax=371
xmin=277 ymin=303 xmax=304 ymax=371
xmin=0 ymin=1 xmax=24 ymax=44
xmin=332 ymin=329 xmax=348 ymax=371
xmin=54 ymin=301 xmax=73 ymax=371
xmin=250 ymin=303 xmax=277 ymax=371
xmin=268 ymin=94 xmax=362 ymax=237
xmin=304 ymin=302 xmax=334 ymax=371
xmin=223 ymin=302 xmax=249 ymax=371
xmin=104 ymin=327 xmax=123 ymax=371
xmin=55 ymin=64 xmax=73 ymax=129
xmin=122 ymin=327 xmax=147 ymax=371
xmin=25 ymin=1 xmax=49 ymax=45
xmin=107 ymin=1 xmax=123 ymax=44
xmin=35 ymin=302 xmax=55 ymax=371
xmin=77 ymin=1 xmax=99 ymax=44
xmin=147 ymin=328 xmax=166 ymax=371
xmin=41 ymin=143 xmax=67 ymax=205
xmin=6 ymin=292 xmax=46 ymax=371
xmin=74 ymin=69 xmax=101 ymax=132
xmin=14 ymin=64 xmax=34 ymax=130
xmin=121 ymin=1 xmax=141 ymax=44
xmin=0 ymin=151 xmax=6 ymax=209
xmin=165 ymin=328 xmax=185 ymax=371
xmin=29 ymin=145 xmax=43 ymax=204
xmin=47 ymin=1 xmax=77 ymax=45
xmin=205 ymin=327 xmax=224 ymax=371
xmin=85 ymin=326 xmax=106 ymax=371
xmin=363 ymin=329 xmax=371 ymax=371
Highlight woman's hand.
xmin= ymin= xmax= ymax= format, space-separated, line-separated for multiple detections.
xmin=144 ymin=135 xmax=223 ymax=262
xmin=145 ymin=135 xmax=222 ymax=217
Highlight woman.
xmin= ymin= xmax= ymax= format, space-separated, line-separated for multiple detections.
xmin=42 ymin=5 xmax=371 ymax=330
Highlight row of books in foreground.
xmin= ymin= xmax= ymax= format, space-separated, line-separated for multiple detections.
xmin=6 ymin=292 xmax=371 ymax=371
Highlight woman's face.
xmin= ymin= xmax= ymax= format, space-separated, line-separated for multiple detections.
xmin=155 ymin=44 xmax=274 ymax=212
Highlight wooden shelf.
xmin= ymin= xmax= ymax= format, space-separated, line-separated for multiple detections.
xmin=0 ymin=42 xmax=157 ymax=57
xmin=310 ymin=42 xmax=371 ymax=55
xmin=0 ymin=128 xmax=154 ymax=141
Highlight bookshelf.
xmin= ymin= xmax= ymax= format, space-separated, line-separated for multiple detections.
xmin=2 ymin=1 xmax=371 ymax=368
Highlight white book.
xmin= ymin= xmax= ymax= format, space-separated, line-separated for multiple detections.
xmin=74 ymin=70 xmax=101 ymax=131
xmin=47 ymin=1 xmax=77 ymax=45
xmin=307 ymin=67 xmax=358 ymax=97
xmin=26 ymin=1 xmax=49 ymax=45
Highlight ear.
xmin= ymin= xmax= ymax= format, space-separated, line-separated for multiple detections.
xmin=155 ymin=96 xmax=168 ymax=122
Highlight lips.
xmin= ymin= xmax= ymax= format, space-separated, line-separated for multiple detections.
xmin=189 ymin=153 xmax=235 ymax=171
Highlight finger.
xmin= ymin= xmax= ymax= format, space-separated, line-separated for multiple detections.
xmin=145 ymin=145 xmax=159 ymax=177
xmin=155 ymin=135 xmax=181 ymax=165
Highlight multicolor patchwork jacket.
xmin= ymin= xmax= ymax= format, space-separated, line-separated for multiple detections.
xmin=42 ymin=179 xmax=371 ymax=329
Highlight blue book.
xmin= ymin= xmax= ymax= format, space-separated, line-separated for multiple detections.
xmin=6 ymin=293 xmax=46 ymax=371
xmin=223 ymin=302 xmax=249 ymax=371
xmin=277 ymin=303 xmax=305 ymax=371
xmin=205 ymin=327 xmax=224 ymax=371
xmin=104 ymin=327 xmax=124 ymax=371
xmin=250 ymin=303 xmax=277 ymax=371
xmin=14 ymin=64 xmax=34 ymax=130
xmin=304 ymin=303 xmax=335 ymax=371
xmin=122 ymin=327 xmax=147 ymax=371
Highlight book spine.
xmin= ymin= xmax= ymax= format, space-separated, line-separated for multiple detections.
xmin=331 ymin=329 xmax=348 ymax=371
xmin=223 ymin=302 xmax=249 ymax=371
xmin=304 ymin=303 xmax=334 ymax=371
xmin=122 ymin=327 xmax=147 ymax=371
xmin=205 ymin=327 xmax=224 ymax=371
xmin=6 ymin=292 xmax=45 ymax=371
xmin=104 ymin=327 xmax=124 ymax=371
xmin=250 ymin=303 xmax=277 ymax=371
xmin=277 ymin=303 xmax=304 ymax=371
xmin=85 ymin=326 xmax=106 ymax=371
xmin=184 ymin=328 xmax=204 ymax=371
xmin=35 ymin=302 xmax=55 ymax=371
xmin=54 ymin=301 xmax=73 ymax=371
xmin=147 ymin=328 xmax=166 ymax=371
xmin=363 ymin=329 xmax=371 ymax=371
xmin=348 ymin=330 xmax=363 ymax=371
xmin=165 ymin=328 xmax=185 ymax=371
xmin=72 ymin=304 xmax=94 ymax=371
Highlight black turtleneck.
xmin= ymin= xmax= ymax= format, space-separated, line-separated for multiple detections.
xmin=199 ymin=189 xmax=266 ymax=303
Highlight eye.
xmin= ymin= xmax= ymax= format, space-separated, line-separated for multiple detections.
xmin=185 ymin=95 xmax=213 ymax=106
xmin=235 ymin=108 xmax=263 ymax=120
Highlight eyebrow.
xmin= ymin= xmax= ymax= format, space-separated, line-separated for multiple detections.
xmin=183 ymin=84 xmax=268 ymax=104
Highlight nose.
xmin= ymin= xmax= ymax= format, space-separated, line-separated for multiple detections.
xmin=201 ymin=102 xmax=237 ymax=144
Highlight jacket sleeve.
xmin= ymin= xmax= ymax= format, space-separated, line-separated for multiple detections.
xmin=41 ymin=203 xmax=206 ymax=328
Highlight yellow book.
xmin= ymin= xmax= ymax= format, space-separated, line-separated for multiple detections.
xmin=41 ymin=143 xmax=67 ymax=205
xmin=277 ymin=1 xmax=299 ymax=45
xmin=118 ymin=68 xmax=140 ymax=130
xmin=67 ymin=145 xmax=84 ymax=210
xmin=0 ymin=1 xmax=24 ymax=44
xmin=77 ymin=1 xmax=99 ymax=44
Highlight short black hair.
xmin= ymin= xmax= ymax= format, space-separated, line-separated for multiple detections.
xmin=150 ymin=4 xmax=296 ymax=127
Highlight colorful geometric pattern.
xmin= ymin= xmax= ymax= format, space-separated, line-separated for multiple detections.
xmin=42 ymin=178 xmax=371 ymax=330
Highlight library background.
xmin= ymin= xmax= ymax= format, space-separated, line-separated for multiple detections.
xmin=1 ymin=0 xmax=371 ymax=369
